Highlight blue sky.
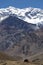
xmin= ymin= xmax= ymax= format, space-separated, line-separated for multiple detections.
xmin=0 ymin=0 xmax=43 ymax=9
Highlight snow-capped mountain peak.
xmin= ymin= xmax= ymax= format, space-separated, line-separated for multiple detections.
xmin=0 ymin=6 xmax=43 ymax=25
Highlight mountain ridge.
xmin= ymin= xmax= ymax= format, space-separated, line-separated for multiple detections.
xmin=0 ymin=6 xmax=43 ymax=25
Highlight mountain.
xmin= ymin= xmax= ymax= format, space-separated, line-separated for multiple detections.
xmin=0 ymin=6 xmax=43 ymax=60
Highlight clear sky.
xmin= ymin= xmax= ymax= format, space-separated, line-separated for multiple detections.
xmin=0 ymin=0 xmax=43 ymax=9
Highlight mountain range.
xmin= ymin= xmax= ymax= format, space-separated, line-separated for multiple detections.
xmin=0 ymin=6 xmax=43 ymax=60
